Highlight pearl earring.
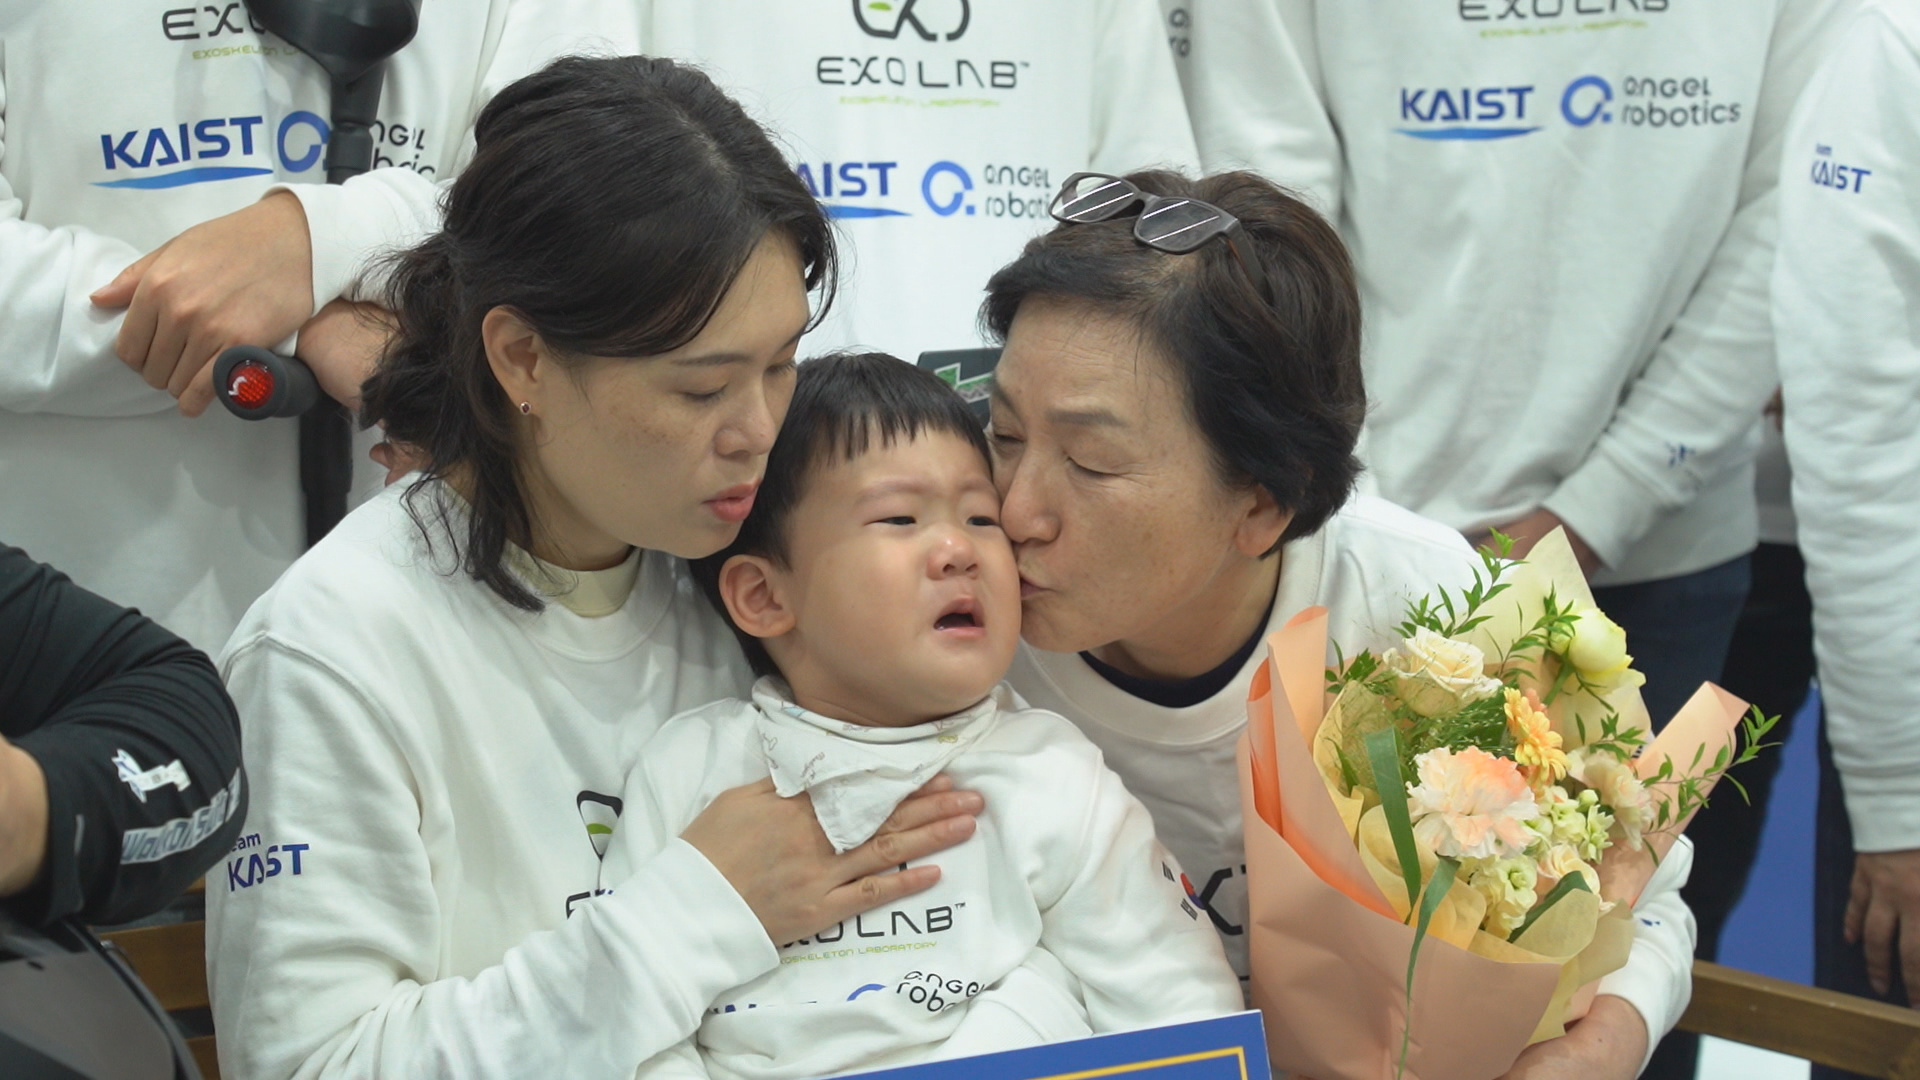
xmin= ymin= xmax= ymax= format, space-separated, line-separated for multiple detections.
xmin=519 ymin=401 xmax=532 ymax=415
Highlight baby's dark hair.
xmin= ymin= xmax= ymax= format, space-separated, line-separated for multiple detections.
xmin=693 ymin=352 xmax=992 ymax=677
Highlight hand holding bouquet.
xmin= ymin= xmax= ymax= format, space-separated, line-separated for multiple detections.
xmin=1240 ymin=529 xmax=1774 ymax=1080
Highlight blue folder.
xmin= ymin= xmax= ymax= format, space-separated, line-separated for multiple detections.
xmin=840 ymin=1010 xmax=1270 ymax=1080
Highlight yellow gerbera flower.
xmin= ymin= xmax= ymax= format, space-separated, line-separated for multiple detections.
xmin=1505 ymin=687 xmax=1568 ymax=790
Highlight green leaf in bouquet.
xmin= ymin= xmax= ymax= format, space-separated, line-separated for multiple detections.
xmin=1331 ymin=742 xmax=1362 ymax=795
xmin=1646 ymin=705 xmax=1782 ymax=833
xmin=1364 ymin=727 xmax=1424 ymax=925
xmin=1582 ymin=707 xmax=1648 ymax=762
xmin=1507 ymin=870 xmax=1591 ymax=943
xmin=1407 ymin=692 xmax=1511 ymax=759
xmin=1718 ymin=706 xmax=1783 ymax=807
xmin=1397 ymin=539 xmax=1517 ymax=643
xmin=1393 ymin=853 xmax=1460 ymax=1080
xmin=1328 ymin=644 xmax=1383 ymax=692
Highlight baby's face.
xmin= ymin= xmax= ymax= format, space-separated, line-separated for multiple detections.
xmin=771 ymin=431 xmax=1020 ymax=726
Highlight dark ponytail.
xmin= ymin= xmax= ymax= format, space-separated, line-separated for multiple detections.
xmin=361 ymin=54 xmax=836 ymax=611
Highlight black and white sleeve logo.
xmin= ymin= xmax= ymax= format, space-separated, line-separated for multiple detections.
xmin=577 ymin=791 xmax=622 ymax=860
xmin=853 ymin=0 xmax=971 ymax=41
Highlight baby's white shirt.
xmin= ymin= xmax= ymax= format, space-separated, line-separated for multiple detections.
xmin=601 ymin=686 xmax=1242 ymax=1080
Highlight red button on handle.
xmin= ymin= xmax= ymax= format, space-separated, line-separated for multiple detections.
xmin=213 ymin=345 xmax=322 ymax=419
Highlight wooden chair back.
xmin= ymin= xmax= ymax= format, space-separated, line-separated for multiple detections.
xmin=98 ymin=880 xmax=219 ymax=1080
xmin=1679 ymin=959 xmax=1920 ymax=1078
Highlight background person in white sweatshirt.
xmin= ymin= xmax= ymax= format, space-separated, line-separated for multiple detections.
xmin=983 ymin=171 xmax=1695 ymax=1080
xmin=1774 ymin=5 xmax=1920 ymax=1075
xmin=603 ymin=353 xmax=1240 ymax=1079
xmin=0 ymin=0 xmax=618 ymax=654
xmin=611 ymin=0 xmax=1197 ymax=360
xmin=1159 ymin=7 xmax=1853 ymax=1074
xmin=207 ymin=58 xmax=985 ymax=1080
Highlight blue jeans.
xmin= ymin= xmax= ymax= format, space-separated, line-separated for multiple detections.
xmin=1592 ymin=554 xmax=1753 ymax=1080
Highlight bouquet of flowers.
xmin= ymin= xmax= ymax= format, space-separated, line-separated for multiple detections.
xmin=1239 ymin=530 xmax=1773 ymax=1080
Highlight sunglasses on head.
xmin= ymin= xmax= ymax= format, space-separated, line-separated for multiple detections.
xmin=1048 ymin=172 xmax=1273 ymax=305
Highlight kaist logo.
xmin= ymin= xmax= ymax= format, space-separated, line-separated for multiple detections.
xmin=1397 ymin=85 xmax=1538 ymax=140
xmin=852 ymin=0 xmax=971 ymax=42
xmin=798 ymin=161 xmax=905 ymax=218
xmin=94 ymin=112 xmax=327 ymax=189
xmin=96 ymin=113 xmax=436 ymax=189
xmin=1807 ymin=144 xmax=1873 ymax=195
xmin=224 ymin=832 xmax=311 ymax=892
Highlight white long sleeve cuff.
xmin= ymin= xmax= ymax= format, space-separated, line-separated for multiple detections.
xmin=275 ymin=167 xmax=445 ymax=314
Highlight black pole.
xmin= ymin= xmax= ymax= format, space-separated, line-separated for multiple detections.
xmin=295 ymin=68 xmax=389 ymax=546
xmin=219 ymin=0 xmax=420 ymax=547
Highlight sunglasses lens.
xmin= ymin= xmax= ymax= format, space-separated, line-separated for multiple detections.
xmin=1136 ymin=198 xmax=1228 ymax=253
xmin=1053 ymin=175 xmax=1138 ymax=223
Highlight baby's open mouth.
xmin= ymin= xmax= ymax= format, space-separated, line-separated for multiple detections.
xmin=934 ymin=598 xmax=981 ymax=630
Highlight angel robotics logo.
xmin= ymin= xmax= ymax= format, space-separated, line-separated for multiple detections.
xmin=853 ymin=0 xmax=971 ymax=41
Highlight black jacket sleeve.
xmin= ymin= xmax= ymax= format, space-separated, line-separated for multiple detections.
xmin=0 ymin=544 xmax=246 ymax=926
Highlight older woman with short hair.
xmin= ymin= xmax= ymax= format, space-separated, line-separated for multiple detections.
xmin=991 ymin=170 xmax=1693 ymax=1079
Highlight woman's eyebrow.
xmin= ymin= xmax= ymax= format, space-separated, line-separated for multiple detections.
xmin=988 ymin=382 xmax=1125 ymax=429
xmin=671 ymin=352 xmax=755 ymax=369
xmin=1046 ymin=406 xmax=1127 ymax=429
xmin=672 ymin=326 xmax=808 ymax=368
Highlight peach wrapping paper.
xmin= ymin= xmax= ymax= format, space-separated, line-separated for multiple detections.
xmin=1241 ymin=605 xmax=1750 ymax=1080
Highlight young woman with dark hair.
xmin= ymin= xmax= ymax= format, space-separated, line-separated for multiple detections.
xmin=986 ymin=170 xmax=1695 ymax=1078
xmin=206 ymin=56 xmax=980 ymax=1080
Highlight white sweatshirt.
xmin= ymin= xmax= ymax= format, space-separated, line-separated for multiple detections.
xmin=1774 ymin=0 xmax=1920 ymax=853
xmin=0 ymin=2 xmax=620 ymax=652
xmin=618 ymin=0 xmax=1198 ymax=361
xmin=1161 ymin=0 xmax=1854 ymax=586
xmin=605 ymin=683 xmax=1241 ymax=1080
xmin=206 ymin=480 xmax=771 ymax=1080
xmin=1006 ymin=496 xmax=1698 ymax=1050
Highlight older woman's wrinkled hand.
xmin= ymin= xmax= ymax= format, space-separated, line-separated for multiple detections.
xmin=1494 ymin=995 xmax=1648 ymax=1080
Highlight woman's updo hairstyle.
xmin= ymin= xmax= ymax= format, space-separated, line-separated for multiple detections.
xmin=982 ymin=170 xmax=1362 ymax=551
xmin=362 ymin=54 xmax=836 ymax=610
